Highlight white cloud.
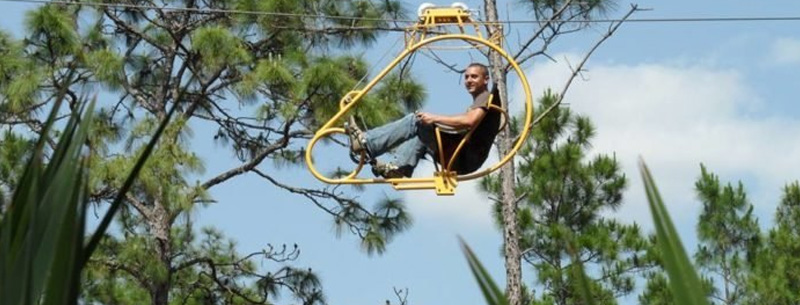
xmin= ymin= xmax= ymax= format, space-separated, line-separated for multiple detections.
xmin=529 ymin=55 xmax=800 ymax=229
xmin=405 ymin=54 xmax=800 ymax=233
xmin=767 ymin=37 xmax=800 ymax=65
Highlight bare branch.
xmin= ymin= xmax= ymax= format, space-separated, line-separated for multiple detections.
xmin=509 ymin=0 xmax=575 ymax=67
xmin=199 ymin=118 xmax=298 ymax=190
xmin=250 ymin=168 xmax=373 ymax=238
xmin=195 ymin=259 xmax=270 ymax=304
xmin=91 ymin=258 xmax=151 ymax=289
xmin=174 ymin=244 xmax=301 ymax=272
xmin=103 ymin=8 xmax=168 ymax=53
xmin=519 ymin=4 xmax=639 ymax=139
xmin=417 ymin=49 xmax=464 ymax=74
xmin=392 ymin=287 xmax=409 ymax=305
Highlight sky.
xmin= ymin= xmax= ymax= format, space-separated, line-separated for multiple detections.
xmin=3 ymin=0 xmax=800 ymax=304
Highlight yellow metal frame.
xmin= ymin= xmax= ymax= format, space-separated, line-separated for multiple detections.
xmin=304 ymin=7 xmax=533 ymax=195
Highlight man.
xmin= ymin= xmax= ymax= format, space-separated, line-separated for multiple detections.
xmin=347 ymin=62 xmax=500 ymax=178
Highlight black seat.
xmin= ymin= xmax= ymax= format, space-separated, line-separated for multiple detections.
xmin=434 ymin=86 xmax=502 ymax=174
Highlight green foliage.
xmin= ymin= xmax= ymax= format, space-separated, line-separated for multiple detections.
xmin=324 ymin=0 xmax=392 ymax=47
xmin=639 ymin=166 xmax=800 ymax=305
xmin=0 ymin=31 xmax=24 ymax=77
xmin=85 ymin=49 xmax=124 ymax=89
xmin=0 ymin=87 xmax=170 ymax=304
xmin=745 ymin=182 xmax=800 ymax=304
xmin=0 ymin=96 xmax=94 ymax=305
xmin=4 ymin=1 xmax=423 ymax=304
xmin=4 ymin=69 xmax=44 ymax=112
xmin=693 ymin=164 xmax=759 ymax=305
xmin=192 ymin=26 xmax=251 ymax=71
xmin=297 ymin=55 xmax=426 ymax=129
xmin=776 ymin=183 xmax=800 ymax=224
xmin=521 ymin=0 xmax=616 ymax=22
xmin=461 ymin=238 xmax=509 ymax=305
xmin=238 ymin=57 xmax=299 ymax=102
xmin=638 ymin=272 xmax=673 ymax=305
xmin=25 ymin=5 xmax=79 ymax=57
xmin=0 ymin=78 xmax=187 ymax=305
xmin=463 ymin=232 xmax=604 ymax=305
xmin=470 ymin=159 xmax=736 ymax=305
xmin=0 ymin=131 xmax=33 ymax=206
xmin=639 ymin=160 xmax=710 ymax=305
xmin=0 ymin=31 xmax=42 ymax=113
xmin=368 ymin=72 xmax=426 ymax=124
xmin=483 ymin=91 xmax=649 ymax=304
xmin=355 ymin=197 xmax=413 ymax=255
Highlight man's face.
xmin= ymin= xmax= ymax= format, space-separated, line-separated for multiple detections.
xmin=464 ymin=66 xmax=489 ymax=95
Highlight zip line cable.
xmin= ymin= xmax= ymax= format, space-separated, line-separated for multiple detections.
xmin=3 ymin=0 xmax=800 ymax=25
xmin=4 ymin=0 xmax=413 ymax=22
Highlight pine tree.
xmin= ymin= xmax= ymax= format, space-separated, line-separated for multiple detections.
xmin=745 ymin=182 xmax=800 ymax=304
xmin=0 ymin=30 xmax=38 ymax=210
xmin=637 ymin=234 xmax=714 ymax=305
xmin=482 ymin=92 xmax=651 ymax=305
xmin=480 ymin=1 xmax=634 ymax=303
xmin=694 ymin=165 xmax=760 ymax=305
xmin=639 ymin=167 xmax=800 ymax=305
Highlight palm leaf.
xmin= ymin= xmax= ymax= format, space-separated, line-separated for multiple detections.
xmin=0 ymin=91 xmax=95 ymax=305
xmin=639 ymin=158 xmax=709 ymax=305
xmin=0 ymin=73 xmax=187 ymax=304
xmin=460 ymin=237 xmax=509 ymax=305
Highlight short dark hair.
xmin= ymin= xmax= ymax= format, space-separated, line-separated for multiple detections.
xmin=466 ymin=63 xmax=489 ymax=77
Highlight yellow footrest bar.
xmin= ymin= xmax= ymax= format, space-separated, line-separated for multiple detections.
xmin=433 ymin=171 xmax=458 ymax=196
xmin=389 ymin=171 xmax=457 ymax=196
xmin=393 ymin=182 xmax=437 ymax=191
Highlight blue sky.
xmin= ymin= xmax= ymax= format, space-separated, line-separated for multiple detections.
xmin=4 ymin=0 xmax=800 ymax=304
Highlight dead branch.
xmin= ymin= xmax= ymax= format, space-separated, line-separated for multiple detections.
xmin=509 ymin=0 xmax=575 ymax=68
xmin=520 ymin=4 xmax=640 ymax=138
xmin=250 ymin=168 xmax=377 ymax=239
xmin=392 ymin=287 xmax=409 ymax=305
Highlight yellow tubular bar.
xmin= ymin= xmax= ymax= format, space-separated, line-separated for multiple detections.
xmin=394 ymin=182 xmax=438 ymax=190
xmin=488 ymin=104 xmax=510 ymax=132
xmin=304 ymin=34 xmax=534 ymax=186
xmin=434 ymin=128 xmax=446 ymax=169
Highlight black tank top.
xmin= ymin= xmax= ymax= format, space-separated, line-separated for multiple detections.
xmin=439 ymin=86 xmax=501 ymax=174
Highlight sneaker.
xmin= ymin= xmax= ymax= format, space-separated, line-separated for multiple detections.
xmin=371 ymin=161 xmax=412 ymax=179
xmin=345 ymin=116 xmax=368 ymax=155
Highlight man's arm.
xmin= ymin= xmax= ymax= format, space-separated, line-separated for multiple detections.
xmin=417 ymin=107 xmax=487 ymax=130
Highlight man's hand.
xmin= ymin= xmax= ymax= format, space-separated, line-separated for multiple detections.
xmin=416 ymin=111 xmax=437 ymax=125
xmin=416 ymin=108 xmax=486 ymax=129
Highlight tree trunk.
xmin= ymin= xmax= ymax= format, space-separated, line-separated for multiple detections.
xmin=150 ymin=199 xmax=172 ymax=305
xmin=152 ymin=282 xmax=170 ymax=305
xmin=483 ymin=1 xmax=522 ymax=305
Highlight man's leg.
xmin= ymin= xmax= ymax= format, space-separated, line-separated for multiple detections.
xmin=363 ymin=113 xmax=420 ymax=157
xmin=371 ymin=122 xmax=437 ymax=178
xmin=387 ymin=137 xmax=428 ymax=176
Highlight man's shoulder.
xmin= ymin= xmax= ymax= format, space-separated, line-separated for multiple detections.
xmin=469 ymin=90 xmax=491 ymax=109
xmin=474 ymin=90 xmax=490 ymax=102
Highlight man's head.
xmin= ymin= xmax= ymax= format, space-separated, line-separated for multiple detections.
xmin=464 ymin=63 xmax=490 ymax=95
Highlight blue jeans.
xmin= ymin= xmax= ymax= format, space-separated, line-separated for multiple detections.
xmin=365 ymin=113 xmax=436 ymax=171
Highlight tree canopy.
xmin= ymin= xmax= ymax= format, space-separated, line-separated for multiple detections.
xmin=1 ymin=1 xmax=423 ymax=304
